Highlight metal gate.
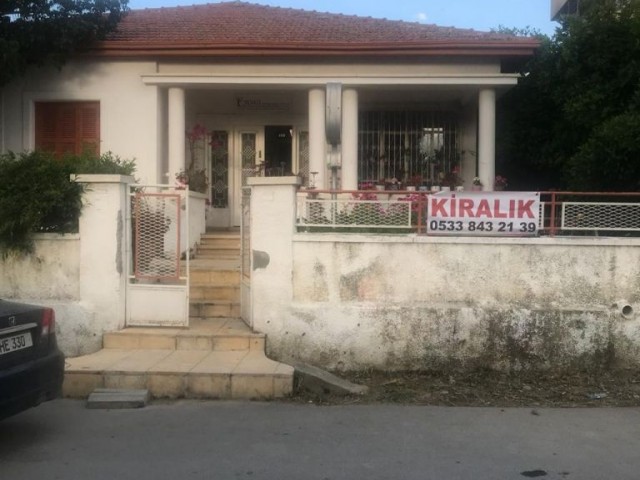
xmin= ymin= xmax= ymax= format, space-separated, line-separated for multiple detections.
xmin=126 ymin=185 xmax=189 ymax=327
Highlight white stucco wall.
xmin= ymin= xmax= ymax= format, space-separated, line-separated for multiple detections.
xmin=1 ymin=60 xmax=162 ymax=183
xmin=257 ymin=234 xmax=640 ymax=371
xmin=0 ymin=175 xmax=134 ymax=357
xmin=0 ymin=234 xmax=98 ymax=356
xmin=249 ymin=182 xmax=640 ymax=372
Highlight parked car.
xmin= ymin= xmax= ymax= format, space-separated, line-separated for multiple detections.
xmin=0 ymin=299 xmax=65 ymax=420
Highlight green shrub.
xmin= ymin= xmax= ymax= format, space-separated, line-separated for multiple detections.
xmin=0 ymin=151 xmax=136 ymax=255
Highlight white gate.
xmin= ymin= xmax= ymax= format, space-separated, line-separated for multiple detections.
xmin=126 ymin=185 xmax=189 ymax=327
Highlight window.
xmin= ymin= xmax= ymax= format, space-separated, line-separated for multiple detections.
xmin=358 ymin=111 xmax=459 ymax=185
xmin=35 ymin=101 xmax=100 ymax=156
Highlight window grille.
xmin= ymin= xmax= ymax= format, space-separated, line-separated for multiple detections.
xmin=210 ymin=130 xmax=229 ymax=208
xmin=358 ymin=111 xmax=459 ymax=185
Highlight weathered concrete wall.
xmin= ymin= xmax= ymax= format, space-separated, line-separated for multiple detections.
xmin=274 ymin=236 xmax=640 ymax=371
xmin=0 ymin=234 xmax=97 ymax=356
xmin=0 ymin=176 xmax=134 ymax=357
xmin=249 ymin=182 xmax=640 ymax=372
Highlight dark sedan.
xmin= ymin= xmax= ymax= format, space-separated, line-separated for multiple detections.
xmin=0 ymin=299 xmax=65 ymax=420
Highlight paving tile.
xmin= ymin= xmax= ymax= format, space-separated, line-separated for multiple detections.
xmin=190 ymin=351 xmax=248 ymax=374
xmin=104 ymin=373 xmax=148 ymax=390
xmin=233 ymin=352 xmax=281 ymax=375
xmin=65 ymin=349 xmax=132 ymax=372
xmin=107 ymin=349 xmax=173 ymax=373
xmin=148 ymin=350 xmax=210 ymax=373
xmin=231 ymin=374 xmax=274 ymax=399
xmin=273 ymin=376 xmax=294 ymax=397
xmin=211 ymin=336 xmax=250 ymax=351
xmin=176 ymin=335 xmax=213 ymax=350
xmin=63 ymin=373 xmax=103 ymax=398
xmin=187 ymin=374 xmax=231 ymax=399
xmin=148 ymin=374 xmax=186 ymax=398
xmin=275 ymin=362 xmax=295 ymax=376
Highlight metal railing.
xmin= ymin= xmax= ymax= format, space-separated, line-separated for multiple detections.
xmin=295 ymin=190 xmax=640 ymax=237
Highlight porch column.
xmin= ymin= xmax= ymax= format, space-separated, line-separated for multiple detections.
xmin=478 ymin=88 xmax=496 ymax=191
xmin=341 ymin=88 xmax=359 ymax=190
xmin=168 ymin=87 xmax=186 ymax=184
xmin=308 ymin=88 xmax=326 ymax=189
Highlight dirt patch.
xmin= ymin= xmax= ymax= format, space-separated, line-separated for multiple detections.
xmin=291 ymin=369 xmax=640 ymax=407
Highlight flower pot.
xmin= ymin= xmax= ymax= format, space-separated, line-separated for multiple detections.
xmin=471 ymin=185 xmax=482 ymax=191
xmin=375 ymin=184 xmax=385 ymax=191
xmin=406 ymin=186 xmax=416 ymax=192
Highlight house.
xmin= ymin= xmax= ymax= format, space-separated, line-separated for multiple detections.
xmin=1 ymin=1 xmax=538 ymax=230
xmin=551 ymin=0 xmax=581 ymax=19
xmin=2 ymin=2 xmax=640 ymax=383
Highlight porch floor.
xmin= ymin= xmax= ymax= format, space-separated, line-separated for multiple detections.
xmin=63 ymin=318 xmax=294 ymax=400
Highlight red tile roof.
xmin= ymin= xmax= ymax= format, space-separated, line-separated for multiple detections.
xmin=95 ymin=1 xmax=538 ymax=58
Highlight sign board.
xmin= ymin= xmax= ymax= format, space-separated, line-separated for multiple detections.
xmin=426 ymin=192 xmax=540 ymax=236
xmin=235 ymin=95 xmax=291 ymax=112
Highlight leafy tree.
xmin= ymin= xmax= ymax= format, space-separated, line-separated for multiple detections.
xmin=497 ymin=0 xmax=640 ymax=191
xmin=0 ymin=0 xmax=128 ymax=86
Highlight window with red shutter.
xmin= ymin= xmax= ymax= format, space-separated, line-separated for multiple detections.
xmin=35 ymin=101 xmax=100 ymax=157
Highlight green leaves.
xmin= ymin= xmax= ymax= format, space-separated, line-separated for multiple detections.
xmin=0 ymin=0 xmax=128 ymax=86
xmin=0 ymin=151 xmax=135 ymax=255
xmin=497 ymin=0 xmax=640 ymax=191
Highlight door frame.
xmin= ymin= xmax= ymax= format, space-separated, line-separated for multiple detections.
xmin=202 ymin=121 xmax=307 ymax=229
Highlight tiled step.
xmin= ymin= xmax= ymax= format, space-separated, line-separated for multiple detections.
xmin=189 ymin=301 xmax=240 ymax=318
xmin=189 ymin=269 xmax=240 ymax=286
xmin=64 ymin=349 xmax=293 ymax=400
xmin=103 ymin=319 xmax=263 ymax=352
xmin=190 ymin=285 xmax=240 ymax=301
xmin=64 ymin=319 xmax=294 ymax=400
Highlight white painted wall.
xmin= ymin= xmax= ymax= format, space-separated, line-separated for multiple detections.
xmin=1 ymin=61 xmax=161 ymax=184
xmin=250 ymin=182 xmax=640 ymax=371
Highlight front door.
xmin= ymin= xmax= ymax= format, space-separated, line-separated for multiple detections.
xmin=206 ymin=125 xmax=296 ymax=228
xmin=233 ymin=128 xmax=263 ymax=226
xmin=264 ymin=125 xmax=292 ymax=176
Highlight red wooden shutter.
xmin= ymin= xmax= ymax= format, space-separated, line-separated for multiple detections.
xmin=35 ymin=101 xmax=100 ymax=157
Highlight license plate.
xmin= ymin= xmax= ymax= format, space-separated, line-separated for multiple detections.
xmin=0 ymin=332 xmax=33 ymax=355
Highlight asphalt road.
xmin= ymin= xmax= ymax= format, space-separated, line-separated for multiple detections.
xmin=1 ymin=399 xmax=639 ymax=480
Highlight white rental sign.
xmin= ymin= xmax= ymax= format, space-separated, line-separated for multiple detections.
xmin=427 ymin=192 xmax=540 ymax=236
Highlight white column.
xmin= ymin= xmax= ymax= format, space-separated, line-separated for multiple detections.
xmin=478 ymin=89 xmax=496 ymax=191
xmin=168 ymin=87 xmax=186 ymax=184
xmin=308 ymin=88 xmax=326 ymax=189
xmin=341 ymin=88 xmax=359 ymax=190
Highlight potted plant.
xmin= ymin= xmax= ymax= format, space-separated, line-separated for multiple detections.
xmin=442 ymin=166 xmax=463 ymax=191
xmin=494 ymin=175 xmax=508 ymax=191
xmin=472 ymin=177 xmax=483 ymax=191
xmin=406 ymin=174 xmax=423 ymax=191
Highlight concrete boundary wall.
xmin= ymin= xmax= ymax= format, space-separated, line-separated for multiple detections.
xmin=1 ymin=175 xmax=134 ymax=357
xmin=0 ymin=177 xmax=207 ymax=357
xmin=249 ymin=180 xmax=640 ymax=371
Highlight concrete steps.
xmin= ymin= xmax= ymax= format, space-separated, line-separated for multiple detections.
xmin=64 ymin=319 xmax=294 ymax=400
xmin=189 ymin=232 xmax=241 ymax=319
xmin=63 ymin=230 xmax=294 ymax=401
